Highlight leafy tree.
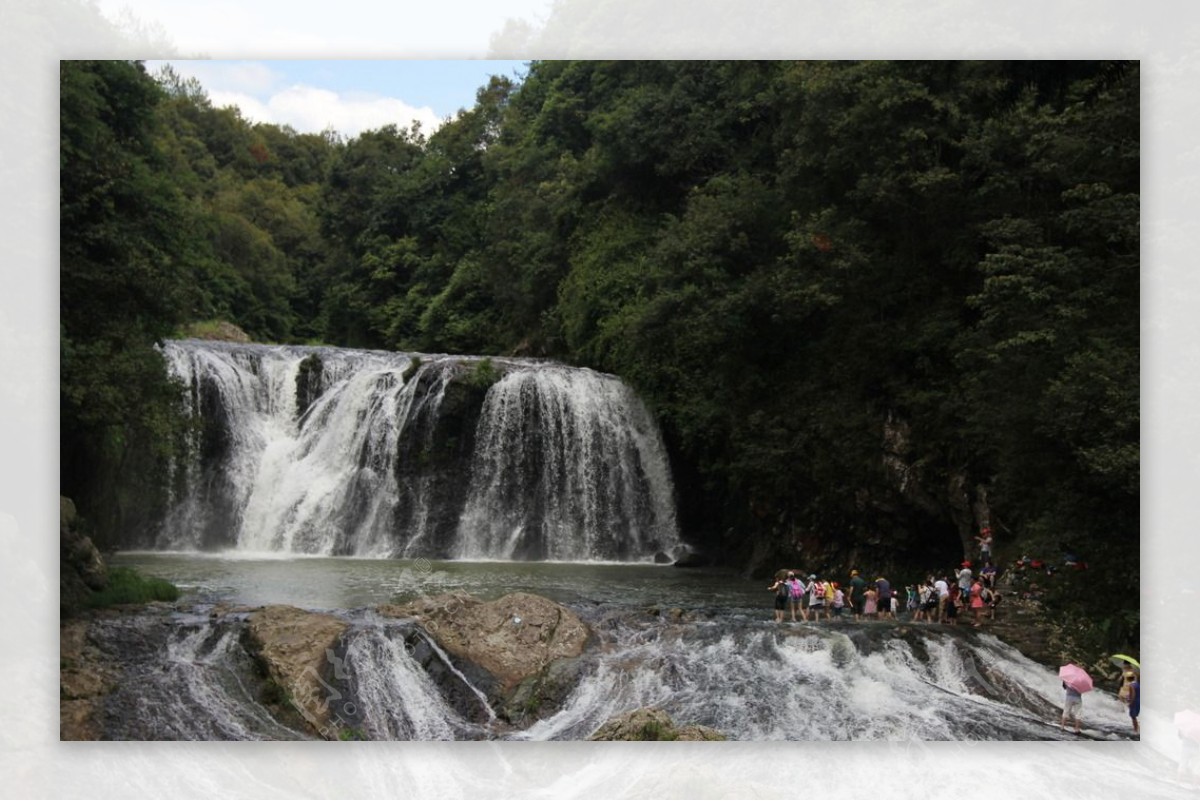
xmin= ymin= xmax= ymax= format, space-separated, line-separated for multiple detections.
xmin=60 ymin=60 xmax=200 ymax=541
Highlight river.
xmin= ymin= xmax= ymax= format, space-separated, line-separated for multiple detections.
xmin=102 ymin=551 xmax=1147 ymax=746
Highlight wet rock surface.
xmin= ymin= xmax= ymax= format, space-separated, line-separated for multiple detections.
xmin=59 ymin=616 xmax=121 ymax=740
xmin=588 ymin=707 xmax=726 ymax=741
xmin=379 ymin=591 xmax=590 ymax=720
xmin=242 ymin=605 xmax=350 ymax=736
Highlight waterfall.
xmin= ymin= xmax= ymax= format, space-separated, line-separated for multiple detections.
xmin=454 ymin=366 xmax=679 ymax=561
xmin=152 ymin=340 xmax=680 ymax=561
xmin=511 ymin=621 xmax=1136 ymax=742
xmin=88 ymin=609 xmax=1142 ymax=744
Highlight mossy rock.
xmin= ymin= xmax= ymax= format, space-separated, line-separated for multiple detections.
xmin=588 ymin=707 xmax=726 ymax=741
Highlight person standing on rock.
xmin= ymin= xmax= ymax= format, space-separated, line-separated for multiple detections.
xmin=1121 ymin=670 xmax=1140 ymax=735
xmin=769 ymin=572 xmax=789 ymax=623
xmin=945 ymin=583 xmax=961 ymax=625
xmin=956 ymin=561 xmax=974 ymax=599
xmin=875 ymin=576 xmax=894 ymax=620
xmin=863 ymin=585 xmax=878 ymax=619
xmin=1062 ymin=681 xmax=1083 ymax=734
xmin=969 ymin=578 xmax=986 ymax=626
xmin=807 ymin=575 xmax=827 ymax=622
xmin=916 ymin=579 xmax=936 ymax=622
xmin=786 ymin=571 xmax=806 ymax=622
xmin=975 ymin=527 xmax=994 ymax=562
xmin=849 ymin=569 xmax=867 ymax=621
xmin=831 ymin=582 xmax=846 ymax=618
xmin=849 ymin=568 xmax=868 ymax=618
xmin=934 ymin=575 xmax=950 ymax=623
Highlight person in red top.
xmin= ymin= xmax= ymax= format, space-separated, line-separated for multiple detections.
xmin=969 ymin=578 xmax=985 ymax=626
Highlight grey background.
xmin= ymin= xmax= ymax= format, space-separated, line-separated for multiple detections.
xmin=1 ymin=1 xmax=1189 ymax=797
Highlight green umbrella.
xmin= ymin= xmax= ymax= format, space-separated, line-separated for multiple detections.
xmin=1110 ymin=653 xmax=1140 ymax=670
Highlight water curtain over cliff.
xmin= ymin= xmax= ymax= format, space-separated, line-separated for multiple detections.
xmin=155 ymin=340 xmax=680 ymax=561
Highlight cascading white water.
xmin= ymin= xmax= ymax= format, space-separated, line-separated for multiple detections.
xmin=99 ymin=615 xmax=311 ymax=741
xmin=454 ymin=366 xmax=679 ymax=561
xmin=339 ymin=625 xmax=480 ymax=740
xmin=94 ymin=609 xmax=1141 ymax=744
xmin=154 ymin=340 xmax=680 ymax=561
xmin=512 ymin=622 xmax=1136 ymax=742
xmin=159 ymin=341 xmax=415 ymax=554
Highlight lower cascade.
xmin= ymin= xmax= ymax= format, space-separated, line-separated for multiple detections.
xmin=76 ymin=602 xmax=1140 ymax=743
xmin=151 ymin=340 xmax=680 ymax=561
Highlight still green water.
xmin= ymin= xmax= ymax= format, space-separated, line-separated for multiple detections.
xmin=111 ymin=551 xmax=766 ymax=614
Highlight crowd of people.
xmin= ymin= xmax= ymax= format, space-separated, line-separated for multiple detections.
xmin=768 ymin=558 xmax=1004 ymax=627
xmin=763 ymin=523 xmax=1149 ymax=742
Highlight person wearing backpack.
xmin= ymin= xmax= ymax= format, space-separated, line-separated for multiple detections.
xmin=914 ymin=580 xmax=935 ymax=622
xmin=807 ymin=574 xmax=826 ymax=621
xmin=787 ymin=571 xmax=806 ymax=622
xmin=769 ymin=572 xmax=790 ymax=623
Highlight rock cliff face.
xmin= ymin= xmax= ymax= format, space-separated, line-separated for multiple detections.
xmin=242 ymin=605 xmax=349 ymax=737
xmin=731 ymin=414 xmax=994 ymax=580
xmin=378 ymin=591 xmax=590 ymax=721
xmin=60 ymin=496 xmax=107 ymax=617
xmin=390 ymin=363 xmax=494 ymax=558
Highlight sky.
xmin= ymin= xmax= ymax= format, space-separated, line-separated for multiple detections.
xmin=147 ymin=59 xmax=529 ymax=138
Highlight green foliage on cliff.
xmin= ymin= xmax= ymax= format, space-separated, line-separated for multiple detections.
xmin=463 ymin=358 xmax=501 ymax=390
xmin=59 ymin=60 xmax=1138 ymax=652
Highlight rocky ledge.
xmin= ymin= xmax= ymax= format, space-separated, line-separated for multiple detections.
xmin=59 ymin=617 xmax=121 ymax=740
xmin=242 ymin=605 xmax=350 ymax=736
xmin=378 ymin=591 xmax=590 ymax=723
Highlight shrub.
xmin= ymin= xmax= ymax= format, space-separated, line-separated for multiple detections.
xmin=87 ymin=567 xmax=181 ymax=608
xmin=402 ymin=355 xmax=423 ymax=384
xmin=463 ymin=357 xmax=500 ymax=390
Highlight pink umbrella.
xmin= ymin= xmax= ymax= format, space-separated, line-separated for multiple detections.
xmin=1176 ymin=710 xmax=1200 ymax=742
xmin=1059 ymin=663 xmax=1094 ymax=693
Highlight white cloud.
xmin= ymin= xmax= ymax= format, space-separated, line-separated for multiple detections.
xmin=257 ymin=85 xmax=444 ymax=137
xmin=151 ymin=60 xmax=444 ymax=138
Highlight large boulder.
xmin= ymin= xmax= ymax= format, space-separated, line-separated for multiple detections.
xmin=588 ymin=707 xmax=726 ymax=741
xmin=242 ymin=605 xmax=349 ymax=737
xmin=378 ymin=591 xmax=589 ymax=721
xmin=59 ymin=618 xmax=120 ymax=740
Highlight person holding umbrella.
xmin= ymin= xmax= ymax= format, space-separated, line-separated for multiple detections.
xmin=1111 ymin=654 xmax=1141 ymax=736
xmin=1059 ymin=661 xmax=1094 ymax=734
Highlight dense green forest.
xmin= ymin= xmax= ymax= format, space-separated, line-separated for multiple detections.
xmin=60 ymin=60 xmax=1138 ymax=653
